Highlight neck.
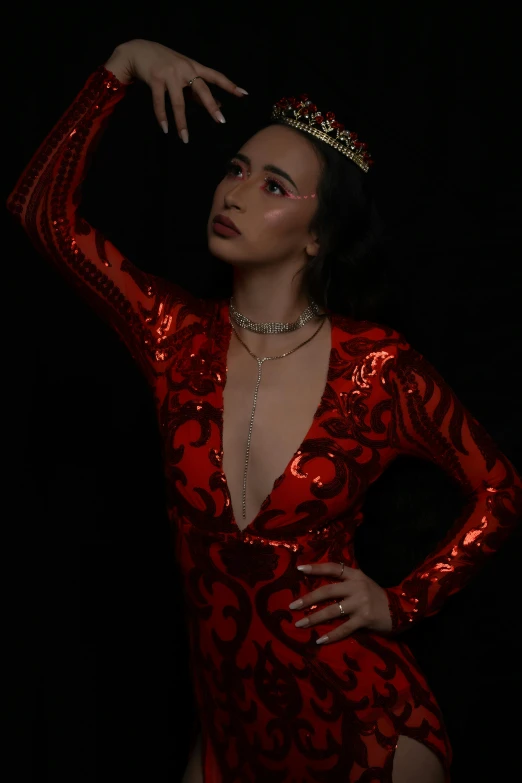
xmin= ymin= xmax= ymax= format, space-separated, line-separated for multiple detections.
xmin=229 ymin=266 xmax=328 ymax=356
xmin=231 ymin=266 xmax=323 ymax=324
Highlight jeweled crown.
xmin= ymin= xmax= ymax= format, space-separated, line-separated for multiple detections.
xmin=271 ymin=95 xmax=373 ymax=173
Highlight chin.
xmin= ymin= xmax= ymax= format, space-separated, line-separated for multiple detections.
xmin=207 ymin=234 xmax=243 ymax=264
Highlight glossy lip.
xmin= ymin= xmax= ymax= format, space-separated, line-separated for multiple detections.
xmin=212 ymin=213 xmax=241 ymax=234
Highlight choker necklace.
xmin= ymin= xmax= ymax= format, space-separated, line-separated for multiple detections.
xmin=226 ymin=296 xmax=328 ymax=527
xmin=229 ymin=296 xmax=322 ymax=333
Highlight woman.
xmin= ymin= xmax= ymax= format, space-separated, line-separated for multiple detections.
xmin=7 ymin=38 xmax=521 ymax=783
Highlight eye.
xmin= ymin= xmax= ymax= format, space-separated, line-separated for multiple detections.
xmin=225 ymin=161 xmax=244 ymax=178
xmin=263 ymin=177 xmax=288 ymax=197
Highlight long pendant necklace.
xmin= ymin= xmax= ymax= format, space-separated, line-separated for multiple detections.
xmin=228 ymin=298 xmax=327 ymax=524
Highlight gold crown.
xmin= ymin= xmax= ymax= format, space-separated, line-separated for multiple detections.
xmin=271 ymin=95 xmax=373 ymax=173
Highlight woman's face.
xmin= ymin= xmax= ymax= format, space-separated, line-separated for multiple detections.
xmin=207 ymin=124 xmax=322 ymax=267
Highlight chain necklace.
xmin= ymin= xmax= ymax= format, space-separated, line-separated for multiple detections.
xmin=229 ymin=296 xmax=322 ymax=333
xmin=228 ymin=297 xmax=328 ymax=525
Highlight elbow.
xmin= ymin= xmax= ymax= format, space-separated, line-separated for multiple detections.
xmin=6 ymin=191 xmax=24 ymax=223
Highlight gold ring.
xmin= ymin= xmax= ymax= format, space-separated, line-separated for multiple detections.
xmin=338 ymin=562 xmax=345 ymax=578
xmin=188 ymin=75 xmax=203 ymax=87
xmin=338 ymin=602 xmax=345 ymax=616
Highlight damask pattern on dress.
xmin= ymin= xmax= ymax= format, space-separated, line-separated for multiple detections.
xmin=8 ymin=65 xmax=522 ymax=783
xmin=384 ymin=345 xmax=521 ymax=634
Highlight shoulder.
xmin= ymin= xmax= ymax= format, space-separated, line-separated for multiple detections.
xmin=330 ymin=315 xmax=437 ymax=398
xmin=156 ymin=276 xmax=219 ymax=323
xmin=332 ymin=313 xmax=414 ymax=361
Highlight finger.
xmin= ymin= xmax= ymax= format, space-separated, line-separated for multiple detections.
xmin=192 ymin=63 xmax=248 ymax=97
xmin=190 ymin=91 xmax=222 ymax=109
xmin=297 ymin=563 xmax=361 ymax=578
xmin=165 ymin=77 xmax=189 ymax=141
xmin=190 ymin=78 xmax=226 ymax=123
xmin=289 ymin=581 xmax=353 ymax=610
xmin=151 ymin=78 xmax=169 ymax=133
xmin=294 ymin=596 xmax=359 ymax=629
xmin=316 ymin=615 xmax=364 ymax=645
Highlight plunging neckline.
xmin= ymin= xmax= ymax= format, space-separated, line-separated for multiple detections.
xmin=218 ymin=301 xmax=336 ymax=535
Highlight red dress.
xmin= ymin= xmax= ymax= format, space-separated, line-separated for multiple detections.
xmin=8 ymin=66 xmax=522 ymax=783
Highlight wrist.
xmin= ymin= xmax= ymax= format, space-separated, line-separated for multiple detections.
xmin=104 ymin=44 xmax=134 ymax=84
xmin=384 ymin=585 xmax=421 ymax=634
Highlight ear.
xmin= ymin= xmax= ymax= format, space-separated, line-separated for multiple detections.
xmin=306 ymin=236 xmax=320 ymax=257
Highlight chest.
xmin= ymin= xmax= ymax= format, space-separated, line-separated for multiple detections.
xmin=222 ymin=320 xmax=332 ymax=531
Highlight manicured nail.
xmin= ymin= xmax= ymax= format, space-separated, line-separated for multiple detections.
xmin=316 ymin=635 xmax=329 ymax=645
xmin=297 ymin=565 xmax=312 ymax=573
xmin=160 ymin=120 xmax=168 ymax=134
xmin=289 ymin=599 xmax=303 ymax=610
xmin=295 ymin=618 xmax=309 ymax=628
xmin=214 ymin=110 xmax=226 ymax=124
xmin=235 ymin=87 xmax=249 ymax=96
xmin=180 ymin=129 xmax=189 ymax=144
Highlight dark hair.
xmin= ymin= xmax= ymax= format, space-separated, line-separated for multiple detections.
xmin=270 ymin=121 xmax=397 ymax=322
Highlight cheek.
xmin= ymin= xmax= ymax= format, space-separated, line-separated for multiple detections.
xmin=262 ymin=199 xmax=310 ymax=226
xmin=260 ymin=204 xmax=313 ymax=239
xmin=263 ymin=207 xmax=286 ymax=224
xmin=211 ymin=183 xmax=223 ymax=206
xmin=208 ymin=184 xmax=225 ymax=223
xmin=249 ymin=207 xmax=300 ymax=246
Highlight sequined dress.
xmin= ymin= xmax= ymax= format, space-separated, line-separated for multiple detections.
xmin=8 ymin=66 xmax=522 ymax=783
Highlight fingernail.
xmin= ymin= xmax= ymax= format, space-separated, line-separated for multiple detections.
xmin=235 ymin=87 xmax=249 ymax=96
xmin=160 ymin=120 xmax=168 ymax=134
xmin=180 ymin=129 xmax=189 ymax=144
xmin=297 ymin=565 xmax=312 ymax=573
xmin=295 ymin=618 xmax=309 ymax=628
xmin=316 ymin=635 xmax=329 ymax=645
xmin=214 ymin=110 xmax=226 ymax=124
xmin=289 ymin=599 xmax=303 ymax=610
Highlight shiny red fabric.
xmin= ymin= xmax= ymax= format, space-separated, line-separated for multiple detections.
xmin=8 ymin=67 xmax=522 ymax=782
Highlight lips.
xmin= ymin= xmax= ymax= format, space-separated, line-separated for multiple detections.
xmin=213 ymin=214 xmax=241 ymax=234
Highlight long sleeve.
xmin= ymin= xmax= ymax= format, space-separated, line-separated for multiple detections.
xmin=6 ymin=65 xmax=208 ymax=386
xmin=383 ymin=338 xmax=522 ymax=634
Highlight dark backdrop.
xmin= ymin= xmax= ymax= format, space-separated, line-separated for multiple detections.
xmin=5 ymin=4 xmax=521 ymax=782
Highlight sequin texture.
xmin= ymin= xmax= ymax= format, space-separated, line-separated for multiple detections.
xmin=7 ymin=66 xmax=522 ymax=783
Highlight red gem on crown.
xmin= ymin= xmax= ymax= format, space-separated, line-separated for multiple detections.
xmin=271 ymin=95 xmax=373 ymax=172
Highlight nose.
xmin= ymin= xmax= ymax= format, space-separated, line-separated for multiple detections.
xmin=223 ymin=179 xmax=249 ymax=212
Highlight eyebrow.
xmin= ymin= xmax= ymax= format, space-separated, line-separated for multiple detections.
xmin=233 ymin=152 xmax=300 ymax=193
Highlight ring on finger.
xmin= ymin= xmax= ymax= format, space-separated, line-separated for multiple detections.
xmin=338 ymin=562 xmax=345 ymax=578
xmin=188 ymin=75 xmax=203 ymax=87
xmin=338 ymin=601 xmax=345 ymax=617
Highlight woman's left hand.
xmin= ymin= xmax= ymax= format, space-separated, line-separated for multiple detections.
xmin=289 ymin=562 xmax=393 ymax=644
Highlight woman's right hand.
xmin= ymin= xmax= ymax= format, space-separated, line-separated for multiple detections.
xmin=104 ymin=39 xmax=248 ymax=142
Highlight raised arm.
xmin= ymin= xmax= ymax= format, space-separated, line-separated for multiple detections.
xmin=384 ymin=338 xmax=522 ymax=634
xmin=6 ymin=39 xmax=248 ymax=384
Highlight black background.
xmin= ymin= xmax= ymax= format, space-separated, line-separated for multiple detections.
xmin=5 ymin=4 xmax=521 ymax=782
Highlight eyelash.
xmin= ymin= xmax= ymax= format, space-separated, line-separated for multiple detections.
xmin=225 ymin=161 xmax=290 ymax=197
